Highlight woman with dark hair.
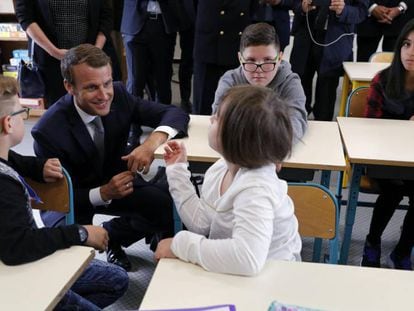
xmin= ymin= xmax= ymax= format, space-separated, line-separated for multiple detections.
xmin=361 ymin=18 xmax=414 ymax=270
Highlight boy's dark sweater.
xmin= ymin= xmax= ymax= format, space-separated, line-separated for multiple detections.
xmin=0 ymin=150 xmax=81 ymax=265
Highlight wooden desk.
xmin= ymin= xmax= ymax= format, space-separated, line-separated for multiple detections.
xmin=339 ymin=62 xmax=390 ymax=117
xmin=337 ymin=117 xmax=414 ymax=264
xmin=140 ymin=258 xmax=413 ymax=311
xmin=155 ymin=116 xmax=346 ymax=186
xmin=0 ymin=246 xmax=94 ymax=311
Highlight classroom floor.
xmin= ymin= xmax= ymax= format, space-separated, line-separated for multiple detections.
xmin=14 ymin=40 xmax=412 ymax=310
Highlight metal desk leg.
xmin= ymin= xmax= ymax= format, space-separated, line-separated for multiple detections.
xmin=312 ymin=170 xmax=332 ymax=262
xmin=339 ymin=164 xmax=363 ymax=264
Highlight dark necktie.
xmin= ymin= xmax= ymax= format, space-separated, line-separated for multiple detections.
xmin=91 ymin=117 xmax=105 ymax=163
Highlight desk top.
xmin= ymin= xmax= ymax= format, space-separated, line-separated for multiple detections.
xmin=0 ymin=246 xmax=94 ymax=311
xmin=343 ymin=62 xmax=390 ymax=81
xmin=338 ymin=117 xmax=414 ymax=167
xmin=155 ymin=116 xmax=346 ymax=171
xmin=140 ymin=259 xmax=413 ymax=311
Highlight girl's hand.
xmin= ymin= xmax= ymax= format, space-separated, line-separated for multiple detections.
xmin=302 ymin=0 xmax=316 ymax=13
xmin=154 ymin=238 xmax=177 ymax=261
xmin=329 ymin=0 xmax=345 ymax=15
xmin=163 ymin=141 xmax=187 ymax=166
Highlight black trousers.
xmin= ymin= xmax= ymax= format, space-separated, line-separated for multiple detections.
xmin=123 ymin=16 xmax=175 ymax=104
xmin=298 ymin=42 xmax=341 ymax=121
xmin=367 ymin=179 xmax=414 ymax=257
xmin=178 ymin=27 xmax=195 ymax=104
xmin=193 ymin=61 xmax=235 ymax=115
xmin=356 ymin=35 xmax=397 ymax=62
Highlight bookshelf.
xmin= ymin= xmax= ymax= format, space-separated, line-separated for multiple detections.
xmin=0 ymin=0 xmax=27 ymax=69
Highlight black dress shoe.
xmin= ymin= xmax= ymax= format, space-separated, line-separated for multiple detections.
xmin=107 ymin=243 xmax=132 ymax=271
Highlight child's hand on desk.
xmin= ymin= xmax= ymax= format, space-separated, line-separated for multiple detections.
xmin=154 ymin=238 xmax=177 ymax=261
xmin=163 ymin=141 xmax=187 ymax=165
xmin=410 ymin=115 xmax=414 ymax=121
xmin=43 ymin=158 xmax=64 ymax=182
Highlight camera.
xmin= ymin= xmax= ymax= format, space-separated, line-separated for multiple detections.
xmin=312 ymin=0 xmax=330 ymax=6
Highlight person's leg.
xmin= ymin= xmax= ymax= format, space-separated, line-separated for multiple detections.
xmin=69 ymin=259 xmax=129 ymax=308
xmin=356 ymin=35 xmax=382 ymax=61
xmin=299 ymin=58 xmax=317 ymax=115
xmin=313 ymin=71 xmax=340 ymax=121
xmin=148 ymin=19 xmax=175 ymax=104
xmin=122 ymin=33 xmax=148 ymax=97
xmin=193 ymin=62 xmax=232 ymax=115
xmin=179 ymin=28 xmax=195 ymax=112
xmin=40 ymin=59 xmax=66 ymax=107
xmin=55 ymin=289 xmax=101 ymax=311
xmin=382 ymin=35 xmax=398 ymax=53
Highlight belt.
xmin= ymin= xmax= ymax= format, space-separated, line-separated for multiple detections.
xmin=148 ymin=12 xmax=162 ymax=20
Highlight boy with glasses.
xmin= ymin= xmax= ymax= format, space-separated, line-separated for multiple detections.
xmin=212 ymin=23 xmax=307 ymax=143
xmin=0 ymin=76 xmax=128 ymax=310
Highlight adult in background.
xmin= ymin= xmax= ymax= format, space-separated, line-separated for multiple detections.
xmin=15 ymin=0 xmax=113 ymax=107
xmin=357 ymin=0 xmax=413 ymax=61
xmin=252 ymin=0 xmax=294 ymax=51
xmin=290 ymin=0 xmax=368 ymax=120
xmin=192 ymin=0 xmax=255 ymax=115
xmin=32 ymin=44 xmax=189 ymax=271
xmin=121 ymin=0 xmax=178 ymax=104
xmin=361 ymin=19 xmax=414 ymax=270
xmin=212 ymin=23 xmax=307 ymax=143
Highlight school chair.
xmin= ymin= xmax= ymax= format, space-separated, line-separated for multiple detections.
xmin=288 ymin=183 xmax=339 ymax=264
xmin=369 ymin=51 xmax=394 ymax=63
xmin=26 ymin=167 xmax=75 ymax=225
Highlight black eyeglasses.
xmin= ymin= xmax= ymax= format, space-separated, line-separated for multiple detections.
xmin=239 ymin=55 xmax=279 ymax=72
xmin=10 ymin=107 xmax=31 ymax=120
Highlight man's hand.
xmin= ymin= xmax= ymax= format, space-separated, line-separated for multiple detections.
xmin=121 ymin=131 xmax=168 ymax=174
xmin=122 ymin=144 xmax=154 ymax=174
xmin=372 ymin=5 xmax=392 ymax=23
xmin=385 ymin=7 xmax=402 ymax=21
xmin=302 ymin=0 xmax=316 ymax=13
xmin=163 ymin=141 xmax=187 ymax=166
xmin=83 ymin=225 xmax=109 ymax=251
xmin=329 ymin=0 xmax=345 ymax=15
xmin=100 ymin=171 xmax=135 ymax=201
xmin=43 ymin=158 xmax=64 ymax=183
xmin=154 ymin=238 xmax=177 ymax=261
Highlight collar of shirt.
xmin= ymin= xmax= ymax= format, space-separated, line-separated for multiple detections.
xmin=73 ymin=99 xmax=98 ymax=139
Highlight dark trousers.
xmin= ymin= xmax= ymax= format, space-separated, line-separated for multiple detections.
xmin=298 ymin=42 xmax=341 ymax=121
xmin=123 ymin=17 xmax=175 ymax=104
xmin=367 ymin=179 xmax=414 ymax=257
xmin=356 ymin=35 xmax=397 ymax=62
xmin=40 ymin=60 xmax=66 ymax=108
xmin=178 ymin=27 xmax=195 ymax=104
xmin=98 ymin=176 xmax=174 ymax=247
xmin=193 ymin=61 xmax=235 ymax=115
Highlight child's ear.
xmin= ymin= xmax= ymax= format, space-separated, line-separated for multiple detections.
xmin=1 ymin=116 xmax=12 ymax=134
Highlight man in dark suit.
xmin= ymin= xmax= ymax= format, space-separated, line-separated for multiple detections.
xmin=32 ymin=44 xmax=189 ymax=271
xmin=121 ymin=0 xmax=178 ymax=104
xmin=192 ymin=0 xmax=254 ymax=115
xmin=357 ymin=0 xmax=413 ymax=61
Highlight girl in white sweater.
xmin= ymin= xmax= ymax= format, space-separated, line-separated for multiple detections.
xmin=155 ymin=85 xmax=302 ymax=276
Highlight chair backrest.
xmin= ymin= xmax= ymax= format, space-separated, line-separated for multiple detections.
xmin=369 ymin=51 xmax=394 ymax=63
xmin=25 ymin=167 xmax=75 ymax=225
xmin=345 ymin=86 xmax=369 ymax=118
xmin=288 ymin=183 xmax=339 ymax=264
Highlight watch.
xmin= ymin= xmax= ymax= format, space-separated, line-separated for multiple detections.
xmin=78 ymin=225 xmax=89 ymax=244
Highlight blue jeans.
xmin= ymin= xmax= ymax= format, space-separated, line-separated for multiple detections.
xmin=55 ymin=259 xmax=129 ymax=310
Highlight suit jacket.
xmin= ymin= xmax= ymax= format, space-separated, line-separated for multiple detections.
xmin=15 ymin=0 xmax=113 ymax=66
xmin=194 ymin=0 xmax=254 ymax=66
xmin=32 ymin=82 xmax=189 ymax=222
xmin=357 ymin=0 xmax=414 ymax=37
xmin=120 ymin=0 xmax=181 ymax=35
